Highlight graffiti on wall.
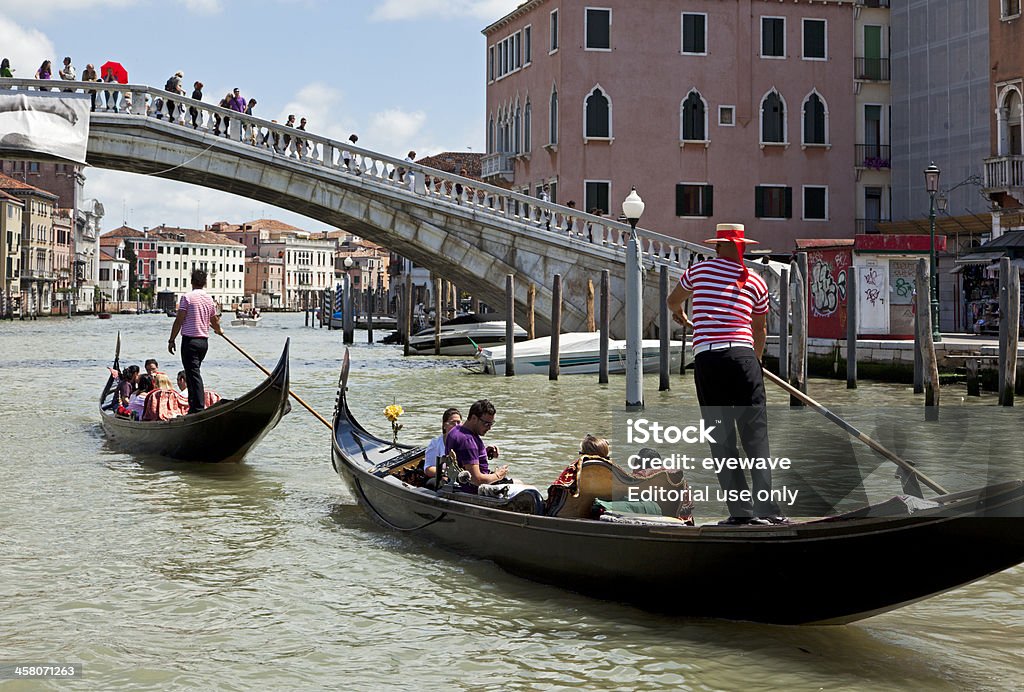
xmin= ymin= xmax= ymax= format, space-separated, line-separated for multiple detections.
xmin=809 ymin=254 xmax=847 ymax=317
xmin=889 ymin=260 xmax=917 ymax=305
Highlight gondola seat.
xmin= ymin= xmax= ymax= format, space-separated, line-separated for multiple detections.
xmin=547 ymin=458 xmax=694 ymax=522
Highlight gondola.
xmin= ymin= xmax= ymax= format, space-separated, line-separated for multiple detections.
xmin=99 ymin=339 xmax=291 ymax=463
xmin=331 ymin=350 xmax=1024 ymax=625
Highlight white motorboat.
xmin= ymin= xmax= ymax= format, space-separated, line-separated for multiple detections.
xmin=407 ymin=313 xmax=528 ymax=356
xmin=477 ymin=332 xmax=683 ymax=375
xmin=231 ymin=311 xmax=262 ymax=327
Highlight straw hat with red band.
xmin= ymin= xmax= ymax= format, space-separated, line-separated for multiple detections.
xmin=703 ymin=223 xmax=759 ymax=245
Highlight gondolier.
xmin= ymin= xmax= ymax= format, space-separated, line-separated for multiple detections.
xmin=168 ymin=269 xmax=223 ymax=414
xmin=667 ymin=224 xmax=785 ymax=526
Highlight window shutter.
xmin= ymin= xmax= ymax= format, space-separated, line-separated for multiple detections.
xmin=784 ymin=187 xmax=793 ymax=218
xmin=675 ymin=184 xmax=686 ymax=216
xmin=704 ymin=185 xmax=714 ymax=217
xmin=755 ymin=186 xmax=765 ymax=217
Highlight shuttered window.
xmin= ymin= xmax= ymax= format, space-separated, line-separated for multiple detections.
xmin=755 ymin=186 xmax=792 ymax=218
xmin=675 ymin=184 xmax=713 ymax=217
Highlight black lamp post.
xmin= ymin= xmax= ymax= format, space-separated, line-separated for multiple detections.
xmin=924 ymin=162 xmax=942 ymax=342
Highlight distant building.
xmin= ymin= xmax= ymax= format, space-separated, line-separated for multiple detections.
xmin=104 ymin=225 xmax=159 ymax=298
xmin=98 ymin=236 xmax=130 ymax=303
xmin=144 ymin=225 xmax=246 ymax=308
xmin=0 ymin=190 xmax=24 ymax=315
xmin=0 ymin=172 xmax=60 ymax=315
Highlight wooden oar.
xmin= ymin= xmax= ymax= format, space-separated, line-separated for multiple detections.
xmin=220 ymin=332 xmax=332 ymax=430
xmin=761 ymin=367 xmax=947 ymax=496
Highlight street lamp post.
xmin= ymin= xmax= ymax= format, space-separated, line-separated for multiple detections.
xmin=622 ymin=187 xmax=646 ymax=408
xmin=924 ymin=163 xmax=942 ymax=342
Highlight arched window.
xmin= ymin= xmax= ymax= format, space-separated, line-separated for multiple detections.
xmin=524 ymin=100 xmax=532 ymax=153
xmin=761 ymin=89 xmax=786 ymax=143
xmin=549 ymin=85 xmax=558 ymax=145
xmin=1005 ymin=89 xmax=1023 ymax=156
xmin=585 ymin=86 xmax=611 ymax=139
xmin=681 ymin=90 xmax=706 ymax=141
xmin=802 ymin=92 xmax=826 ymax=145
xmin=488 ymin=115 xmax=494 ymax=154
xmin=514 ymin=102 xmax=521 ymax=154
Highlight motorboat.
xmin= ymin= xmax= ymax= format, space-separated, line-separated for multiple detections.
xmin=407 ymin=313 xmax=527 ymax=356
xmin=478 ymin=331 xmax=682 ymax=375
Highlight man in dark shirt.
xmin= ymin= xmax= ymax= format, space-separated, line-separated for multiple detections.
xmin=445 ymin=399 xmax=507 ymax=492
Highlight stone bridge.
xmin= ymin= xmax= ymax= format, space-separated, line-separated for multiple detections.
xmin=0 ymin=79 xmax=777 ymax=337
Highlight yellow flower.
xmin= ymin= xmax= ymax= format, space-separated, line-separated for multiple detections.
xmin=383 ymin=404 xmax=404 ymax=422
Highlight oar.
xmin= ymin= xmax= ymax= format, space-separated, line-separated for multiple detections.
xmin=761 ymin=367 xmax=947 ymax=496
xmin=220 ymin=333 xmax=331 ymax=430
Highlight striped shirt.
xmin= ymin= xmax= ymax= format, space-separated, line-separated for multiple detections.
xmin=178 ymin=289 xmax=217 ymax=337
xmin=680 ymin=258 xmax=769 ymax=348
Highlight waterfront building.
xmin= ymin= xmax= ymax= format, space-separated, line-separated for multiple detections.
xmin=98 ymin=235 xmax=130 ymax=303
xmin=482 ymin=0 xmax=857 ymax=251
xmin=983 ymin=0 xmax=1024 ymax=237
xmin=104 ymin=225 xmax=159 ymax=301
xmin=145 ymin=225 xmax=246 ymax=309
xmin=0 ymin=160 xmax=103 ymax=309
xmin=0 ymin=172 xmax=59 ymax=315
xmin=244 ymin=255 xmax=284 ymax=309
xmin=52 ymin=209 xmax=73 ymax=312
xmin=853 ymin=0 xmax=893 ymax=236
xmin=0 ymin=190 xmax=23 ymax=315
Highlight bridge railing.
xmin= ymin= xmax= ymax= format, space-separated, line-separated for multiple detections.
xmin=1 ymin=78 xmax=716 ymax=271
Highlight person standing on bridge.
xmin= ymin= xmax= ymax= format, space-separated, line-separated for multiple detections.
xmin=164 ymin=71 xmax=185 ymax=122
xmin=35 ymin=60 xmax=52 ymax=90
xmin=667 ymin=223 xmax=786 ymax=526
xmin=168 ymin=269 xmax=223 ymax=415
xmin=58 ymin=57 xmax=75 ymax=90
xmin=403 ymin=150 xmax=416 ymax=191
xmin=0 ymin=59 xmax=13 ymax=78
xmin=189 ymin=81 xmax=203 ymax=128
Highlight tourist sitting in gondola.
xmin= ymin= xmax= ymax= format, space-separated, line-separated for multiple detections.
xmin=445 ymin=399 xmax=508 ymax=493
xmin=106 ymin=364 xmax=140 ymax=411
xmin=423 ymin=407 xmax=462 ymax=487
xmin=126 ymin=374 xmax=154 ymax=420
xmin=143 ymin=372 xmax=189 ymax=421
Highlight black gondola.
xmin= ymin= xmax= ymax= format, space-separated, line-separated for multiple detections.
xmin=331 ymin=351 xmax=1024 ymax=625
xmin=100 ymin=339 xmax=291 ymax=463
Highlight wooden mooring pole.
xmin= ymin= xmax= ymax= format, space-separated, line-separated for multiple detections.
xmin=505 ymin=274 xmax=515 ymax=376
xmin=846 ymin=270 xmax=858 ymax=389
xmin=527 ymin=283 xmax=536 ymax=340
xmin=779 ymin=267 xmax=789 ymax=382
xmin=404 ymin=274 xmax=413 ymax=357
xmin=586 ymin=279 xmax=596 ymax=332
xmin=913 ymin=306 xmax=924 ymax=394
xmin=600 ymin=269 xmax=610 ymax=384
xmin=1000 ymin=257 xmax=1019 ymax=406
xmin=434 ymin=278 xmax=442 ymax=355
xmin=789 ymin=257 xmax=807 ymax=406
xmin=916 ymin=259 xmax=940 ymax=419
xmin=659 ymin=265 xmax=670 ymax=391
xmin=549 ymin=273 xmax=562 ymax=380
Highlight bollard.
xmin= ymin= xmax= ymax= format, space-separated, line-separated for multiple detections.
xmin=549 ymin=274 xmax=562 ymax=380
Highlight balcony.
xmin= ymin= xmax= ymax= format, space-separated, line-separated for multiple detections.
xmin=481 ymin=152 xmax=514 ymax=179
xmin=983 ymin=155 xmax=1024 ymax=194
xmin=856 ymin=218 xmax=890 ymax=235
xmin=855 ymin=144 xmax=891 ymax=169
xmin=855 ymin=0 xmax=890 ymax=7
xmin=855 ymin=57 xmax=890 ymax=81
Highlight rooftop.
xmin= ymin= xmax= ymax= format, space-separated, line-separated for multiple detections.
xmin=0 ymin=172 xmax=59 ymax=200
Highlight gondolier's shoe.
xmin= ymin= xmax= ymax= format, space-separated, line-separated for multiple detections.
xmin=759 ymin=516 xmax=791 ymax=525
xmin=718 ymin=516 xmax=770 ymax=526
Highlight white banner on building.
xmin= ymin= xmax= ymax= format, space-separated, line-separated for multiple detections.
xmin=0 ymin=92 xmax=91 ymax=164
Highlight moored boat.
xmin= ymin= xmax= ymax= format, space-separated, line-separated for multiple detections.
xmin=231 ymin=315 xmax=262 ymax=327
xmin=331 ymin=350 xmax=1024 ymax=625
xmin=478 ymin=332 xmax=683 ymax=375
xmin=407 ymin=313 xmax=528 ymax=356
xmin=100 ymin=339 xmax=291 ymax=463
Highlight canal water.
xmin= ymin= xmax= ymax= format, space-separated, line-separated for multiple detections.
xmin=1 ymin=314 xmax=1021 ymax=690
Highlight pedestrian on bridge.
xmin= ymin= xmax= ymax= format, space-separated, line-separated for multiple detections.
xmin=35 ymin=60 xmax=52 ymax=90
xmin=0 ymin=59 xmax=13 ymax=78
xmin=59 ymin=57 xmax=75 ymax=90
xmin=189 ymin=81 xmax=203 ymax=128
xmin=164 ymin=71 xmax=185 ymax=122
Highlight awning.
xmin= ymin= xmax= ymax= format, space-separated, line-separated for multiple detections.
xmin=954 ymin=250 xmax=1006 ymax=265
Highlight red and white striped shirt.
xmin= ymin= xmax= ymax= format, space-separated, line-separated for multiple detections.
xmin=680 ymin=258 xmax=769 ymax=348
xmin=178 ymin=289 xmax=217 ymax=337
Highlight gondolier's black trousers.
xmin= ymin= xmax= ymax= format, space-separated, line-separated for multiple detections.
xmin=694 ymin=347 xmax=780 ymax=519
xmin=181 ymin=335 xmax=208 ymax=414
